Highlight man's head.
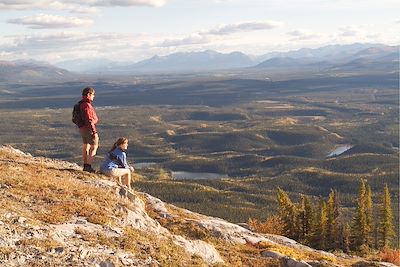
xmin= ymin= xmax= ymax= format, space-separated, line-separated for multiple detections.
xmin=82 ymin=87 xmax=95 ymax=96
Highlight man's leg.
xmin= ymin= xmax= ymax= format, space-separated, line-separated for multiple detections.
xmin=82 ymin=143 xmax=89 ymax=164
xmin=87 ymin=133 xmax=99 ymax=165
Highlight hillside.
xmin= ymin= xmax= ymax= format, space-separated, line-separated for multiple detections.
xmin=0 ymin=60 xmax=76 ymax=84
xmin=0 ymin=146 xmax=396 ymax=267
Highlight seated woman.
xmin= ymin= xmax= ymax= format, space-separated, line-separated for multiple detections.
xmin=100 ymin=137 xmax=134 ymax=189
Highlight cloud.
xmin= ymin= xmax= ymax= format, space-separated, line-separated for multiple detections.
xmin=82 ymin=0 xmax=166 ymax=7
xmin=338 ymin=26 xmax=360 ymax=37
xmin=206 ymin=21 xmax=282 ymax=35
xmin=0 ymin=0 xmax=166 ymax=11
xmin=8 ymin=14 xmax=93 ymax=29
xmin=0 ymin=31 xmax=152 ymax=62
xmin=155 ymin=34 xmax=208 ymax=47
xmin=0 ymin=1 xmax=97 ymax=13
xmin=287 ymin=30 xmax=320 ymax=41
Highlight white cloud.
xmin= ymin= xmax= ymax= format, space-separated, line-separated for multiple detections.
xmin=0 ymin=0 xmax=166 ymax=11
xmin=8 ymin=14 xmax=93 ymax=29
xmin=149 ymin=21 xmax=282 ymax=48
xmin=0 ymin=31 xmax=153 ymax=62
xmin=206 ymin=21 xmax=282 ymax=35
xmin=0 ymin=1 xmax=98 ymax=13
xmin=82 ymin=0 xmax=166 ymax=7
xmin=155 ymin=34 xmax=208 ymax=47
xmin=338 ymin=26 xmax=360 ymax=37
xmin=287 ymin=30 xmax=320 ymax=41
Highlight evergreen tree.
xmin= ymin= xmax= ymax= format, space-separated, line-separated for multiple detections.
xmin=378 ymin=183 xmax=396 ymax=248
xmin=313 ymin=197 xmax=328 ymax=250
xmin=297 ymin=195 xmax=307 ymax=242
xmin=297 ymin=195 xmax=313 ymax=243
xmin=303 ymin=196 xmax=314 ymax=245
xmin=342 ymin=223 xmax=351 ymax=253
xmin=277 ymin=188 xmax=299 ymax=240
xmin=351 ymin=179 xmax=369 ymax=250
xmin=326 ymin=190 xmax=337 ymax=250
xmin=364 ymin=184 xmax=374 ymax=247
xmin=334 ymin=190 xmax=344 ymax=250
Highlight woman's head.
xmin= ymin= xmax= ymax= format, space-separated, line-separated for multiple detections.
xmin=110 ymin=137 xmax=128 ymax=152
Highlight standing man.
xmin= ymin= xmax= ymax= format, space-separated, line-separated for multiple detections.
xmin=78 ymin=87 xmax=99 ymax=173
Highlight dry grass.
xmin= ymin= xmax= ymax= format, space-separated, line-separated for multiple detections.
xmin=74 ymin=227 xmax=118 ymax=249
xmin=0 ymin=247 xmax=16 ymax=261
xmin=0 ymin=155 xmax=128 ymax=226
xmin=142 ymin=196 xmax=281 ymax=266
xmin=257 ymin=241 xmax=344 ymax=265
xmin=121 ymin=227 xmax=206 ymax=266
xmin=142 ymin=198 xmax=210 ymax=240
xmin=18 ymin=237 xmax=61 ymax=251
xmin=212 ymin=240 xmax=281 ymax=267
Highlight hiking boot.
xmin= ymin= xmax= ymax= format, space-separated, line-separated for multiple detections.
xmin=83 ymin=164 xmax=96 ymax=173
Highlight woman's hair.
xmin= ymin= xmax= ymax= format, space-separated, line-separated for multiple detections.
xmin=109 ymin=137 xmax=128 ymax=153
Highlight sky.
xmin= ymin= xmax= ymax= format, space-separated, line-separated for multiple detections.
xmin=0 ymin=0 xmax=399 ymax=64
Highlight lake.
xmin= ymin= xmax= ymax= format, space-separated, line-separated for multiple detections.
xmin=326 ymin=145 xmax=353 ymax=158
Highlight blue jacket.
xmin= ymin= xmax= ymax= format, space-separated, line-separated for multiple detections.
xmin=100 ymin=147 xmax=129 ymax=171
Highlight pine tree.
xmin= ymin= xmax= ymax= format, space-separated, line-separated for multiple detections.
xmin=342 ymin=223 xmax=351 ymax=253
xmin=326 ymin=190 xmax=337 ymax=250
xmin=364 ymin=184 xmax=374 ymax=247
xmin=378 ymin=183 xmax=396 ymax=248
xmin=277 ymin=188 xmax=298 ymax=239
xmin=351 ymin=179 xmax=369 ymax=251
xmin=313 ymin=197 xmax=328 ymax=250
xmin=303 ymin=196 xmax=314 ymax=245
xmin=297 ymin=195 xmax=307 ymax=242
xmin=334 ymin=190 xmax=344 ymax=250
xmin=297 ymin=195 xmax=313 ymax=243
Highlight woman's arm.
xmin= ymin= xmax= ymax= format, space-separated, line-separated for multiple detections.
xmin=120 ymin=152 xmax=129 ymax=169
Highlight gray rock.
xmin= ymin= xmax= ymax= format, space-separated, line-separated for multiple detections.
xmin=261 ymin=250 xmax=285 ymax=259
xmin=120 ymin=257 xmax=135 ymax=265
xmin=285 ymin=258 xmax=312 ymax=267
xmin=54 ymin=247 xmax=64 ymax=254
xmin=17 ymin=217 xmax=27 ymax=224
xmin=100 ymin=261 xmax=115 ymax=267
xmin=79 ymin=247 xmax=90 ymax=259
xmin=236 ymin=223 xmax=250 ymax=230
xmin=0 ymin=184 xmax=10 ymax=189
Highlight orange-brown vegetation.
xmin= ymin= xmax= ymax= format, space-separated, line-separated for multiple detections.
xmin=379 ymin=247 xmax=400 ymax=265
xmin=248 ymin=215 xmax=285 ymax=235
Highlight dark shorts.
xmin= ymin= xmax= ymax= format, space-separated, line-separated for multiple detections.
xmin=80 ymin=128 xmax=98 ymax=145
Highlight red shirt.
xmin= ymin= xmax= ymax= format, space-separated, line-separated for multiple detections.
xmin=79 ymin=96 xmax=98 ymax=134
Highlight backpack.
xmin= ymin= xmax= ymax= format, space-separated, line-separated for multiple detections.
xmin=72 ymin=101 xmax=84 ymax=127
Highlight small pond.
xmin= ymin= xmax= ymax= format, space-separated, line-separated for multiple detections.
xmin=326 ymin=145 xmax=353 ymax=158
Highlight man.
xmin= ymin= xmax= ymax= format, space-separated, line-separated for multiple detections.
xmin=78 ymin=87 xmax=99 ymax=172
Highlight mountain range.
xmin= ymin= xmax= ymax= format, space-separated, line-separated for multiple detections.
xmin=55 ymin=43 xmax=398 ymax=74
xmin=0 ymin=59 xmax=76 ymax=84
xmin=0 ymin=43 xmax=398 ymax=81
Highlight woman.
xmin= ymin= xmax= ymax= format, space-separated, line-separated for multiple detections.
xmin=100 ymin=137 xmax=134 ymax=189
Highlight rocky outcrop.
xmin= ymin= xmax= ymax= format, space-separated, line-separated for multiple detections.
xmin=0 ymin=146 xmax=396 ymax=267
